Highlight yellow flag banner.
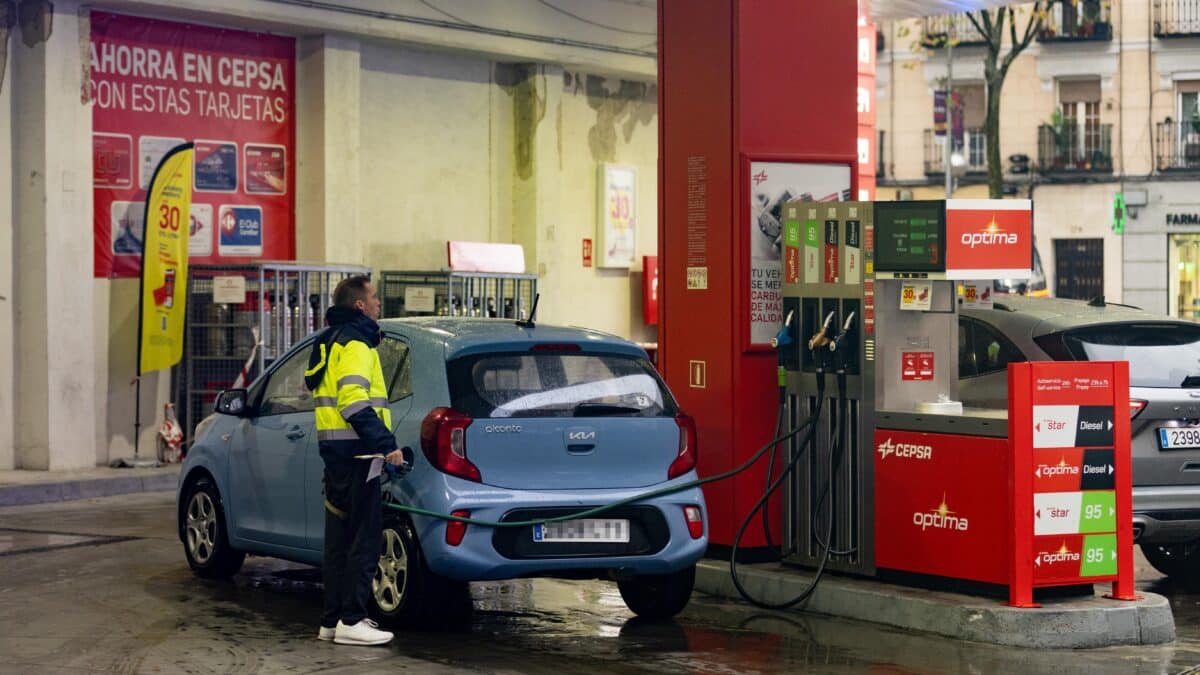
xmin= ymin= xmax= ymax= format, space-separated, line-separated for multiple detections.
xmin=138 ymin=143 xmax=194 ymax=375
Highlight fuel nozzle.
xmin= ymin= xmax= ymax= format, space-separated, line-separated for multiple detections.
xmin=807 ymin=311 xmax=835 ymax=352
xmin=770 ymin=310 xmax=796 ymax=350
xmin=828 ymin=312 xmax=856 ymax=353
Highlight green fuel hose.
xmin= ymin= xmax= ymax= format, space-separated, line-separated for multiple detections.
xmin=381 ymin=415 xmax=816 ymax=528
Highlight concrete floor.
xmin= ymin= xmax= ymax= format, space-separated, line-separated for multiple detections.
xmin=2 ymin=492 xmax=1200 ymax=674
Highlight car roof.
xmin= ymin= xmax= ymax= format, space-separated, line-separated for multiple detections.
xmin=378 ymin=317 xmax=646 ymax=360
xmin=961 ymin=294 xmax=1188 ymax=337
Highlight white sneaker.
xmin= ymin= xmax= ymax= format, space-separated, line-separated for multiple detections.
xmin=317 ymin=625 xmax=335 ymax=641
xmin=333 ymin=618 xmax=393 ymax=646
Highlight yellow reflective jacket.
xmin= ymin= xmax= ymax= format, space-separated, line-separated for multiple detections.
xmin=305 ymin=308 xmax=396 ymax=463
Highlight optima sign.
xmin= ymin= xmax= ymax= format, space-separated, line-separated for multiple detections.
xmin=943 ymin=199 xmax=1032 ymax=280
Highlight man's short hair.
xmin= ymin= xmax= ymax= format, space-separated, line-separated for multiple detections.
xmin=333 ymin=275 xmax=372 ymax=309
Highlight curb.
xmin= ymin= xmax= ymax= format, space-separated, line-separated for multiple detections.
xmin=0 ymin=471 xmax=179 ymax=508
xmin=695 ymin=560 xmax=1175 ymax=648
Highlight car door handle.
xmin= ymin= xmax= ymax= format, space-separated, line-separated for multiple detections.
xmin=285 ymin=426 xmax=307 ymax=441
xmin=567 ymin=444 xmax=595 ymax=453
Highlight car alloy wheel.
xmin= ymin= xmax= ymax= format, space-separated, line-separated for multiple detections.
xmin=186 ymin=490 xmax=218 ymax=565
xmin=373 ymin=527 xmax=409 ymax=613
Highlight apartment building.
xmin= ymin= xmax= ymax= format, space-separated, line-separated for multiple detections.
xmin=876 ymin=0 xmax=1200 ymax=316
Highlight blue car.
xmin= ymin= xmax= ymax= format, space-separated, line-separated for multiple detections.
xmin=177 ymin=318 xmax=707 ymax=622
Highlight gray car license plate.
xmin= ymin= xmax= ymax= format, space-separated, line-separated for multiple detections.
xmin=1159 ymin=427 xmax=1200 ymax=450
xmin=533 ymin=519 xmax=630 ymax=543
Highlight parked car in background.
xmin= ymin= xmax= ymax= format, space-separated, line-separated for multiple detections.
xmin=177 ymin=318 xmax=707 ymax=624
xmin=959 ymin=295 xmax=1200 ymax=582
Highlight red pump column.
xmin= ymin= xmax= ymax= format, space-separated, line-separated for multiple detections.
xmin=658 ymin=0 xmax=857 ymax=552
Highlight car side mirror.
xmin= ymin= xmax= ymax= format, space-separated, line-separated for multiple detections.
xmin=215 ymin=389 xmax=249 ymax=416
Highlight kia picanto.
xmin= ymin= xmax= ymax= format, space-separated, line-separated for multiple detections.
xmin=177 ymin=318 xmax=707 ymax=624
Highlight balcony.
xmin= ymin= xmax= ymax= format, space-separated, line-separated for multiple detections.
xmin=923 ymin=128 xmax=988 ymax=176
xmin=1156 ymin=119 xmax=1200 ymax=171
xmin=921 ymin=13 xmax=988 ymax=48
xmin=1037 ymin=123 xmax=1113 ymax=174
xmin=1154 ymin=0 xmax=1200 ymax=37
xmin=1038 ymin=0 xmax=1113 ymax=42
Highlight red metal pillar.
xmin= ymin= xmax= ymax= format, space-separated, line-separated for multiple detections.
xmin=658 ymin=0 xmax=857 ymax=552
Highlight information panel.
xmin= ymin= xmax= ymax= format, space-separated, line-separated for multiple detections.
xmin=1008 ymin=361 xmax=1137 ymax=607
xmin=871 ymin=201 xmax=945 ymax=273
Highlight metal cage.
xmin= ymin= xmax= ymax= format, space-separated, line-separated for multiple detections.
xmin=377 ymin=270 xmax=538 ymax=319
xmin=176 ymin=262 xmax=371 ymax=438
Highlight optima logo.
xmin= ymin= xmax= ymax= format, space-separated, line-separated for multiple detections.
xmin=877 ymin=437 xmax=933 ymax=461
xmin=913 ymin=493 xmax=969 ymax=532
xmin=1035 ymin=457 xmax=1079 ymax=479
xmin=961 ymin=216 xmax=1018 ymax=249
xmin=1037 ymin=542 xmax=1081 ymax=567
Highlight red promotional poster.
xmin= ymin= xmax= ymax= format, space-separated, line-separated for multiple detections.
xmin=91 ymin=12 xmax=295 ymax=278
xmin=943 ymin=199 xmax=1032 ymax=280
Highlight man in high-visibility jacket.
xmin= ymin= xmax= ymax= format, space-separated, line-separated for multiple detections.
xmin=304 ymin=275 xmax=407 ymax=646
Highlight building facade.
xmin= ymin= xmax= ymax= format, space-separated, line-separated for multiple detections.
xmin=876 ymin=0 xmax=1200 ymax=313
xmin=0 ymin=0 xmax=661 ymax=469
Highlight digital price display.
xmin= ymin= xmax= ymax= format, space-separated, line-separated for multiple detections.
xmin=873 ymin=201 xmax=946 ymax=273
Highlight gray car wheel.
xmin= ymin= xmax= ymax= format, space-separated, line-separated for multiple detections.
xmin=180 ymin=477 xmax=245 ymax=579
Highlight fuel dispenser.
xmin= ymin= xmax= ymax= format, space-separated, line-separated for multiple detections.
xmin=778 ymin=199 xmax=1047 ymax=585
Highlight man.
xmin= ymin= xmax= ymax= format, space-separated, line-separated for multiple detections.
xmin=304 ymin=275 xmax=408 ymax=646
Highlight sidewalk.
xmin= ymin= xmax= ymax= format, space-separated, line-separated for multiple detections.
xmin=694 ymin=560 xmax=1175 ymax=649
xmin=0 ymin=465 xmax=181 ymax=507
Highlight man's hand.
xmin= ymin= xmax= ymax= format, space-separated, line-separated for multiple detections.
xmin=385 ymin=447 xmax=413 ymax=477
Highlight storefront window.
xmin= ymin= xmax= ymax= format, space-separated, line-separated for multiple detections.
xmin=1170 ymin=234 xmax=1200 ymax=321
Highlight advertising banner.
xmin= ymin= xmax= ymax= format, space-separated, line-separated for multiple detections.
xmin=91 ymin=11 xmax=295 ymax=278
xmin=598 ymin=164 xmax=637 ymax=268
xmin=139 ymin=144 xmax=193 ymax=374
xmin=748 ymin=161 xmax=851 ymax=345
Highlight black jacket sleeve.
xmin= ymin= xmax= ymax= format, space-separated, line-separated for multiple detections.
xmin=346 ymin=407 xmax=399 ymax=455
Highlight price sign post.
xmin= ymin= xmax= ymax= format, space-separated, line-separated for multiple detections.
xmin=1008 ymin=361 xmax=1139 ymax=607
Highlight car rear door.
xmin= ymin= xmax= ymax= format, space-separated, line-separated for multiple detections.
xmin=1042 ymin=323 xmax=1200 ymax=488
xmin=446 ymin=349 xmax=681 ymax=490
xmin=958 ymin=316 xmax=1027 ymax=409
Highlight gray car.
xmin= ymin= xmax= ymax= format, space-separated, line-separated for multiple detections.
xmin=959 ymin=295 xmax=1200 ymax=582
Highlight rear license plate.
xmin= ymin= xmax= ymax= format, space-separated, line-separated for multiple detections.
xmin=533 ymin=519 xmax=630 ymax=543
xmin=1159 ymin=427 xmax=1200 ymax=450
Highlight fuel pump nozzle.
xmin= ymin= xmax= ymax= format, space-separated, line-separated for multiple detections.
xmin=828 ymin=312 xmax=856 ymax=356
xmin=770 ymin=310 xmax=796 ymax=350
xmin=807 ymin=311 xmax=836 ymax=352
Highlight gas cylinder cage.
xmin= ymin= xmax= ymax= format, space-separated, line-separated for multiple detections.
xmin=176 ymin=262 xmax=371 ymax=438
xmin=377 ymin=270 xmax=538 ymax=320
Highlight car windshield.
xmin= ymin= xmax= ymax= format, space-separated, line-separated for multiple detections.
xmin=1058 ymin=323 xmax=1200 ymax=388
xmin=447 ymin=352 xmax=677 ymax=418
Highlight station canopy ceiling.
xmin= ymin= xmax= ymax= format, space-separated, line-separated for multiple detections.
xmin=869 ymin=0 xmax=1022 ymax=20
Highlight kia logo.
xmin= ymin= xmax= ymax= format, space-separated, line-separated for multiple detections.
xmin=568 ymin=431 xmax=596 ymax=441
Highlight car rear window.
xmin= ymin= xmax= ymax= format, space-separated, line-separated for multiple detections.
xmin=446 ymin=352 xmax=678 ymax=419
xmin=1048 ymin=323 xmax=1200 ymax=388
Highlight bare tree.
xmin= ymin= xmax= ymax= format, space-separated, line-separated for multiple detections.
xmin=963 ymin=3 xmax=1053 ymax=197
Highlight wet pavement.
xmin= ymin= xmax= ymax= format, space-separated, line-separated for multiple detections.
xmin=2 ymin=492 xmax=1200 ymax=674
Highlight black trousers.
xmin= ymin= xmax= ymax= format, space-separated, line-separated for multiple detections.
xmin=321 ymin=459 xmax=381 ymax=628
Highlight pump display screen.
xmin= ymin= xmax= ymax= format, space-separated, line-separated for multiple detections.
xmin=874 ymin=202 xmax=946 ymax=272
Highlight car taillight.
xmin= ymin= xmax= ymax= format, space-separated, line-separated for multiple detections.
xmin=1130 ymin=399 xmax=1147 ymax=420
xmin=669 ymin=412 xmax=698 ymax=479
xmin=446 ymin=510 xmax=470 ymax=546
xmin=683 ymin=505 xmax=704 ymax=539
xmin=420 ymin=407 xmax=482 ymax=483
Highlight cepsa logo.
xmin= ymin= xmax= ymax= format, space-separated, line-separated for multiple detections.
xmin=961 ymin=215 xmax=1019 ymax=249
xmin=1037 ymin=542 xmax=1081 ymax=567
xmin=877 ymin=437 xmax=933 ymax=461
xmin=913 ymin=493 xmax=969 ymax=532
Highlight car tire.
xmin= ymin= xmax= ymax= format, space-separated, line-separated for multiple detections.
xmin=1141 ymin=540 xmax=1200 ymax=582
xmin=181 ymin=477 xmax=245 ymax=579
xmin=371 ymin=514 xmax=471 ymax=627
xmin=617 ymin=565 xmax=695 ymax=620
